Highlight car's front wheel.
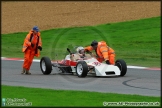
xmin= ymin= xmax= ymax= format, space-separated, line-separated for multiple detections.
xmin=40 ymin=57 xmax=52 ymax=75
xmin=76 ymin=61 xmax=88 ymax=77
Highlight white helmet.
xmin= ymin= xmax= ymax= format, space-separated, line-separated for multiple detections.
xmin=76 ymin=46 xmax=84 ymax=54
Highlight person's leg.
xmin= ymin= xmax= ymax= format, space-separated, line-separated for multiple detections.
xmin=26 ymin=50 xmax=35 ymax=74
xmin=22 ymin=49 xmax=30 ymax=74
xmin=109 ymin=54 xmax=115 ymax=65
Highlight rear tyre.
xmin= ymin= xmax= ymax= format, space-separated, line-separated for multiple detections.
xmin=40 ymin=57 xmax=52 ymax=75
xmin=76 ymin=61 xmax=88 ymax=77
xmin=115 ymin=59 xmax=127 ymax=76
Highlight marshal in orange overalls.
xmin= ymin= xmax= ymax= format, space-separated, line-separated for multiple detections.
xmin=84 ymin=41 xmax=115 ymax=65
xmin=22 ymin=28 xmax=42 ymax=74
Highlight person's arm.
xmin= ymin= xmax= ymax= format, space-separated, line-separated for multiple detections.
xmin=24 ymin=34 xmax=32 ymax=47
xmin=38 ymin=32 xmax=42 ymax=47
xmin=100 ymin=46 xmax=110 ymax=64
xmin=38 ymin=36 xmax=42 ymax=47
xmin=84 ymin=46 xmax=93 ymax=52
xmin=37 ymin=33 xmax=42 ymax=51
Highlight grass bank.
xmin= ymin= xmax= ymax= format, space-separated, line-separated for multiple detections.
xmin=2 ymin=85 xmax=160 ymax=107
xmin=2 ymin=17 xmax=160 ymax=67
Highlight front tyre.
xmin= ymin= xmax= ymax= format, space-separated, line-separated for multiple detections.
xmin=76 ymin=61 xmax=88 ymax=77
xmin=40 ymin=57 xmax=52 ymax=75
xmin=115 ymin=59 xmax=127 ymax=76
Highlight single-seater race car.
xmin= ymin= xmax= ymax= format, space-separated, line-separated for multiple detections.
xmin=40 ymin=48 xmax=127 ymax=77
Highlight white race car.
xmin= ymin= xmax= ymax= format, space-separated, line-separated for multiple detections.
xmin=40 ymin=48 xmax=127 ymax=77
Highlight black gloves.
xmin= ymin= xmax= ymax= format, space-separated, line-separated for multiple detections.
xmin=105 ymin=60 xmax=110 ymax=64
xmin=31 ymin=43 xmax=34 ymax=47
xmin=38 ymin=46 xmax=42 ymax=51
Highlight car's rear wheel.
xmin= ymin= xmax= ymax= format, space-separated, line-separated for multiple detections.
xmin=40 ymin=57 xmax=52 ymax=75
xmin=115 ymin=59 xmax=127 ymax=76
xmin=76 ymin=61 xmax=88 ymax=77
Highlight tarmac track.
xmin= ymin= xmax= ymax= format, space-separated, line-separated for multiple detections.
xmin=1 ymin=60 xmax=161 ymax=96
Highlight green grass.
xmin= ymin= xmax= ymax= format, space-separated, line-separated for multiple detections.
xmin=2 ymin=85 xmax=160 ymax=107
xmin=2 ymin=16 xmax=160 ymax=67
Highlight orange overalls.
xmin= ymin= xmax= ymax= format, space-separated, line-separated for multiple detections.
xmin=22 ymin=30 xmax=42 ymax=71
xmin=84 ymin=41 xmax=115 ymax=65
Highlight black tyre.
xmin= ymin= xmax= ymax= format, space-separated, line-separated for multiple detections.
xmin=76 ymin=61 xmax=88 ymax=77
xmin=40 ymin=57 xmax=52 ymax=75
xmin=115 ymin=59 xmax=127 ymax=76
